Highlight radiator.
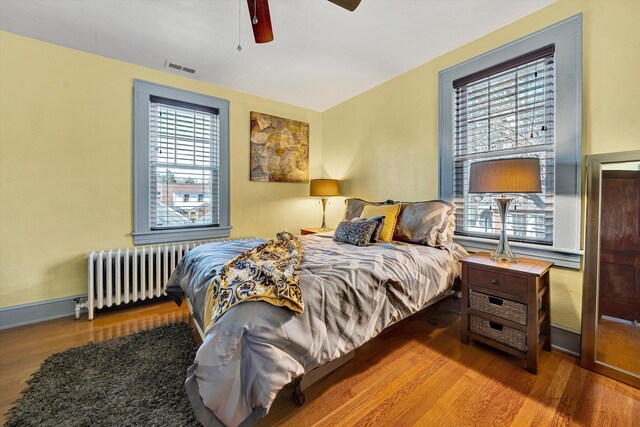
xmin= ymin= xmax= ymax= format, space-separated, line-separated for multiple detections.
xmin=77 ymin=240 xmax=217 ymax=320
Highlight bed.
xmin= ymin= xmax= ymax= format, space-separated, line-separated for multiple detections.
xmin=166 ymin=228 xmax=467 ymax=427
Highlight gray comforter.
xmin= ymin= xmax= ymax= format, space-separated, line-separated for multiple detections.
xmin=166 ymin=233 xmax=467 ymax=427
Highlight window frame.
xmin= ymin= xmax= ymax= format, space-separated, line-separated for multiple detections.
xmin=133 ymin=79 xmax=231 ymax=245
xmin=438 ymin=14 xmax=583 ymax=269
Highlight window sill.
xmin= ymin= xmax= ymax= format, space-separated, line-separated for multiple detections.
xmin=132 ymin=226 xmax=232 ymax=245
xmin=454 ymin=235 xmax=582 ymax=270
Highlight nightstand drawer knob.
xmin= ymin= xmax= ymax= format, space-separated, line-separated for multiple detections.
xmin=491 ymin=278 xmax=500 ymax=285
xmin=488 ymin=296 xmax=504 ymax=306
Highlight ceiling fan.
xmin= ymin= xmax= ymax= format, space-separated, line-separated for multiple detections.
xmin=246 ymin=0 xmax=362 ymax=44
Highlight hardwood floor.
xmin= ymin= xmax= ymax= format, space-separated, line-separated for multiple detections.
xmin=1 ymin=300 xmax=639 ymax=426
xmin=262 ymin=312 xmax=640 ymax=427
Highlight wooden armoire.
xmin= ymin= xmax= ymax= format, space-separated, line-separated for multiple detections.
xmin=599 ymin=170 xmax=640 ymax=322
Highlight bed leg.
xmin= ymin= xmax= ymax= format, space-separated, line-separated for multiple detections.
xmin=292 ymin=376 xmax=305 ymax=406
xmin=429 ymin=304 xmax=440 ymax=326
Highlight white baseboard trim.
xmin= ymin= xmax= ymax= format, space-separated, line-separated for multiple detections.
xmin=0 ymin=294 xmax=86 ymax=330
xmin=551 ymin=323 xmax=581 ymax=357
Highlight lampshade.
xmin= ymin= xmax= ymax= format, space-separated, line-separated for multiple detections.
xmin=310 ymin=179 xmax=340 ymax=197
xmin=468 ymin=158 xmax=541 ymax=194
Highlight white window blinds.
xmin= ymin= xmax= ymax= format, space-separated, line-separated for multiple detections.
xmin=149 ymin=96 xmax=220 ymax=230
xmin=453 ymin=45 xmax=555 ymax=245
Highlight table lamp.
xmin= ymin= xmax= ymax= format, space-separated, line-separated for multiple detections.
xmin=468 ymin=158 xmax=541 ymax=262
xmin=309 ymin=179 xmax=340 ymax=230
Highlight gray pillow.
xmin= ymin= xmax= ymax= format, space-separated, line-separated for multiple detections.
xmin=333 ymin=219 xmax=378 ymax=246
xmin=352 ymin=215 xmax=385 ymax=243
xmin=393 ymin=200 xmax=456 ymax=247
xmin=343 ymin=198 xmax=396 ymax=220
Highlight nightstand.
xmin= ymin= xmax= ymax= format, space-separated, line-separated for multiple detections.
xmin=300 ymin=227 xmax=334 ymax=235
xmin=460 ymin=252 xmax=552 ymax=374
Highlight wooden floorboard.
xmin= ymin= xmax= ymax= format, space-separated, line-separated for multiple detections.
xmin=1 ymin=300 xmax=639 ymax=426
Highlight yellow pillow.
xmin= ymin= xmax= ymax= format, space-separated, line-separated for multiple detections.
xmin=360 ymin=203 xmax=401 ymax=242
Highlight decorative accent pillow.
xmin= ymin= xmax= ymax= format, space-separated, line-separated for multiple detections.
xmin=360 ymin=203 xmax=401 ymax=242
xmin=333 ymin=219 xmax=378 ymax=246
xmin=352 ymin=215 xmax=386 ymax=243
xmin=393 ymin=200 xmax=456 ymax=247
xmin=343 ymin=198 xmax=395 ymax=220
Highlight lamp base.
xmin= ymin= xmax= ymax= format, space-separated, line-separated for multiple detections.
xmin=491 ymin=197 xmax=519 ymax=263
xmin=319 ymin=198 xmax=328 ymax=229
xmin=490 ymin=252 xmax=519 ymax=263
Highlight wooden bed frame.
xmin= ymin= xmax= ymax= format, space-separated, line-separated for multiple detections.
xmin=184 ymin=284 xmax=458 ymax=407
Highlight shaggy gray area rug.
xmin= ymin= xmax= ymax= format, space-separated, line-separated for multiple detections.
xmin=4 ymin=322 xmax=201 ymax=427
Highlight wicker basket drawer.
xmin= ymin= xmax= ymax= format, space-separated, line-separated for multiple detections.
xmin=470 ymin=315 xmax=527 ymax=352
xmin=469 ymin=290 xmax=527 ymax=325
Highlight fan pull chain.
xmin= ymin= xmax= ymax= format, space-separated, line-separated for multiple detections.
xmin=252 ymin=0 xmax=258 ymax=24
xmin=237 ymin=0 xmax=242 ymax=52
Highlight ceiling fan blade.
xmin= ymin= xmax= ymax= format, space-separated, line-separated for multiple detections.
xmin=328 ymin=0 xmax=362 ymax=12
xmin=247 ymin=0 xmax=274 ymax=43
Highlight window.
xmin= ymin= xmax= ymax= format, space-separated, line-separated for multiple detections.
xmin=439 ymin=15 xmax=582 ymax=268
xmin=133 ymin=80 xmax=231 ymax=244
xmin=453 ymin=46 xmax=555 ymax=245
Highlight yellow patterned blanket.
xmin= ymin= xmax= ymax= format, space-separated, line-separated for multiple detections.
xmin=204 ymin=232 xmax=304 ymax=332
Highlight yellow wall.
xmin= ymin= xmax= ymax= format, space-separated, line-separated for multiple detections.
xmin=0 ymin=31 xmax=323 ymax=308
xmin=321 ymin=0 xmax=640 ymax=331
xmin=2 ymin=0 xmax=639 ymax=330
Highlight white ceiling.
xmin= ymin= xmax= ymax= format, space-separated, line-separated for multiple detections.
xmin=0 ymin=0 xmax=556 ymax=111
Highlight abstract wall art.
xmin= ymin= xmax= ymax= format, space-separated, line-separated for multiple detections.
xmin=250 ymin=111 xmax=309 ymax=183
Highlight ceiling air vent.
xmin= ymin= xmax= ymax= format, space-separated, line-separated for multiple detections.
xmin=164 ymin=61 xmax=196 ymax=74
